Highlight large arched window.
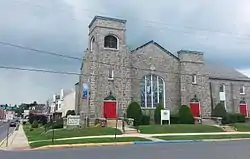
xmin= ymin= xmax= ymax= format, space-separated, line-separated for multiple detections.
xmin=140 ymin=74 xmax=165 ymax=108
xmin=104 ymin=35 xmax=118 ymax=49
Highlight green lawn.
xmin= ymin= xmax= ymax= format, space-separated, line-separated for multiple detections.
xmin=156 ymin=134 xmax=250 ymax=140
xmin=23 ymin=125 xmax=122 ymax=142
xmin=230 ymin=123 xmax=250 ymax=132
xmin=138 ymin=124 xmax=223 ymax=134
xmin=30 ymin=137 xmax=149 ymax=148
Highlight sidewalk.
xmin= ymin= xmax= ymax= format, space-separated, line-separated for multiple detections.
xmin=0 ymin=124 xmax=29 ymax=150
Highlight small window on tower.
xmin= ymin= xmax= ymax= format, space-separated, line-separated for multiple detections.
xmin=192 ymin=74 xmax=197 ymax=84
xmin=90 ymin=36 xmax=95 ymax=52
xmin=108 ymin=68 xmax=114 ymax=80
xmin=219 ymin=84 xmax=225 ymax=92
xmin=104 ymin=35 xmax=118 ymax=49
xmin=240 ymin=86 xmax=245 ymax=94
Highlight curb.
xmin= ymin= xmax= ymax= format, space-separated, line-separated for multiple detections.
xmin=33 ymin=142 xmax=134 ymax=150
xmin=133 ymin=140 xmax=203 ymax=145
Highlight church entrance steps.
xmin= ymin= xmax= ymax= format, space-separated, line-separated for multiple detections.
xmin=123 ymin=127 xmax=139 ymax=134
xmin=106 ymin=119 xmax=123 ymax=127
xmin=201 ymin=118 xmax=217 ymax=126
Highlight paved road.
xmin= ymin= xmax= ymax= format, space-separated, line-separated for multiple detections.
xmin=0 ymin=122 xmax=15 ymax=142
xmin=1 ymin=140 xmax=250 ymax=159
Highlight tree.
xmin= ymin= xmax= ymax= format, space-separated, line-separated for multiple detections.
xmin=212 ymin=102 xmax=228 ymax=124
xmin=126 ymin=101 xmax=143 ymax=126
xmin=66 ymin=110 xmax=76 ymax=117
xmin=154 ymin=104 xmax=164 ymax=124
xmin=178 ymin=105 xmax=194 ymax=124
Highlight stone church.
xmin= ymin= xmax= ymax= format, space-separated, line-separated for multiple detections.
xmin=75 ymin=15 xmax=250 ymax=120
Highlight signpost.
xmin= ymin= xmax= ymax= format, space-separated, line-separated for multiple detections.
xmin=160 ymin=109 xmax=170 ymax=125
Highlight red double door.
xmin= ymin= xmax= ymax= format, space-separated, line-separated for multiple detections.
xmin=239 ymin=104 xmax=248 ymax=116
xmin=190 ymin=102 xmax=200 ymax=117
xmin=103 ymin=101 xmax=117 ymax=119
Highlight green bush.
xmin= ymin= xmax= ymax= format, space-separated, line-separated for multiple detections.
xmin=170 ymin=114 xmax=180 ymax=124
xmin=31 ymin=120 xmax=39 ymax=128
xmin=52 ymin=118 xmax=64 ymax=129
xmin=228 ymin=113 xmax=246 ymax=123
xmin=141 ymin=115 xmax=150 ymax=125
xmin=66 ymin=110 xmax=76 ymax=117
xmin=178 ymin=105 xmax=194 ymax=124
xmin=126 ymin=101 xmax=143 ymax=126
xmin=154 ymin=104 xmax=164 ymax=124
xmin=212 ymin=103 xmax=228 ymax=124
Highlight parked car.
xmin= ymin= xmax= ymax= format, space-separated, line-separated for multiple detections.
xmin=9 ymin=121 xmax=16 ymax=127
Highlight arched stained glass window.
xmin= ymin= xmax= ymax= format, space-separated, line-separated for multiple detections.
xmin=140 ymin=74 xmax=165 ymax=108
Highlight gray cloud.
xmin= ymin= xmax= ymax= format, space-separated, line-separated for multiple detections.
xmin=1 ymin=0 xmax=250 ymax=104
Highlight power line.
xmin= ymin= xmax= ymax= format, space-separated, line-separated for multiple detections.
xmin=0 ymin=65 xmax=249 ymax=88
xmin=0 ymin=40 xmax=249 ymax=80
xmin=0 ymin=41 xmax=82 ymax=61
xmin=10 ymin=0 xmax=250 ymax=41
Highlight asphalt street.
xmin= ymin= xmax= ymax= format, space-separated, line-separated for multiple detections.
xmin=0 ymin=122 xmax=15 ymax=143
xmin=1 ymin=140 xmax=250 ymax=159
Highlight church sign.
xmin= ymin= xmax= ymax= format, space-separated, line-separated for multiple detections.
xmin=160 ymin=109 xmax=170 ymax=125
xmin=67 ymin=115 xmax=80 ymax=126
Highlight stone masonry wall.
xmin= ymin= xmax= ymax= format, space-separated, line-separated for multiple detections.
xmin=131 ymin=42 xmax=180 ymax=113
xmin=210 ymin=79 xmax=250 ymax=113
xmin=178 ymin=51 xmax=211 ymax=117
xmin=81 ymin=16 xmax=131 ymax=118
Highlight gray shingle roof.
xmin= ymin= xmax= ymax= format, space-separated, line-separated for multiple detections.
xmin=205 ymin=61 xmax=250 ymax=81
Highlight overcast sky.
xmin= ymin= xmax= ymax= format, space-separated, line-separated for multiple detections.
xmin=1 ymin=0 xmax=250 ymax=105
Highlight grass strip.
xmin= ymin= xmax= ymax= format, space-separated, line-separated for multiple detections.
xmin=30 ymin=137 xmax=150 ymax=148
xmin=139 ymin=124 xmax=223 ymax=134
xmin=155 ymin=134 xmax=250 ymax=140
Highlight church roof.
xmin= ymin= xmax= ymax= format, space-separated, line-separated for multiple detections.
xmin=205 ymin=62 xmax=250 ymax=81
xmin=130 ymin=40 xmax=179 ymax=60
xmin=89 ymin=16 xmax=127 ymax=28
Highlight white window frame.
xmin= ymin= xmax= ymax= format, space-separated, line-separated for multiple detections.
xmin=240 ymin=86 xmax=245 ymax=95
xmin=90 ymin=36 xmax=95 ymax=52
xmin=108 ymin=69 xmax=114 ymax=80
xmin=192 ymin=74 xmax=197 ymax=84
xmin=219 ymin=84 xmax=225 ymax=92
xmin=104 ymin=34 xmax=119 ymax=50
xmin=142 ymin=74 xmax=166 ymax=109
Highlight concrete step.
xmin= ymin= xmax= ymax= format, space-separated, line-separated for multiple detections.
xmin=202 ymin=119 xmax=217 ymax=125
xmin=124 ymin=128 xmax=139 ymax=134
xmin=106 ymin=119 xmax=123 ymax=128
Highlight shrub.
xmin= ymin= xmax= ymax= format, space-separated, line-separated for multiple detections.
xmin=170 ymin=114 xmax=180 ymax=124
xmin=52 ymin=118 xmax=64 ymax=129
xmin=228 ymin=113 xmax=246 ymax=123
xmin=28 ymin=113 xmax=48 ymax=125
xmin=141 ymin=115 xmax=150 ymax=125
xmin=178 ymin=105 xmax=194 ymax=124
xmin=154 ymin=104 xmax=164 ymax=124
xmin=126 ymin=101 xmax=143 ymax=126
xmin=31 ymin=120 xmax=39 ymax=128
xmin=66 ymin=110 xmax=76 ymax=117
xmin=212 ymin=103 xmax=228 ymax=124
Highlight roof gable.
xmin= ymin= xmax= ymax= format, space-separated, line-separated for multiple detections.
xmin=131 ymin=40 xmax=179 ymax=60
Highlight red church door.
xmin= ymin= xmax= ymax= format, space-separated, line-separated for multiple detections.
xmin=190 ymin=102 xmax=200 ymax=117
xmin=103 ymin=101 xmax=117 ymax=119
